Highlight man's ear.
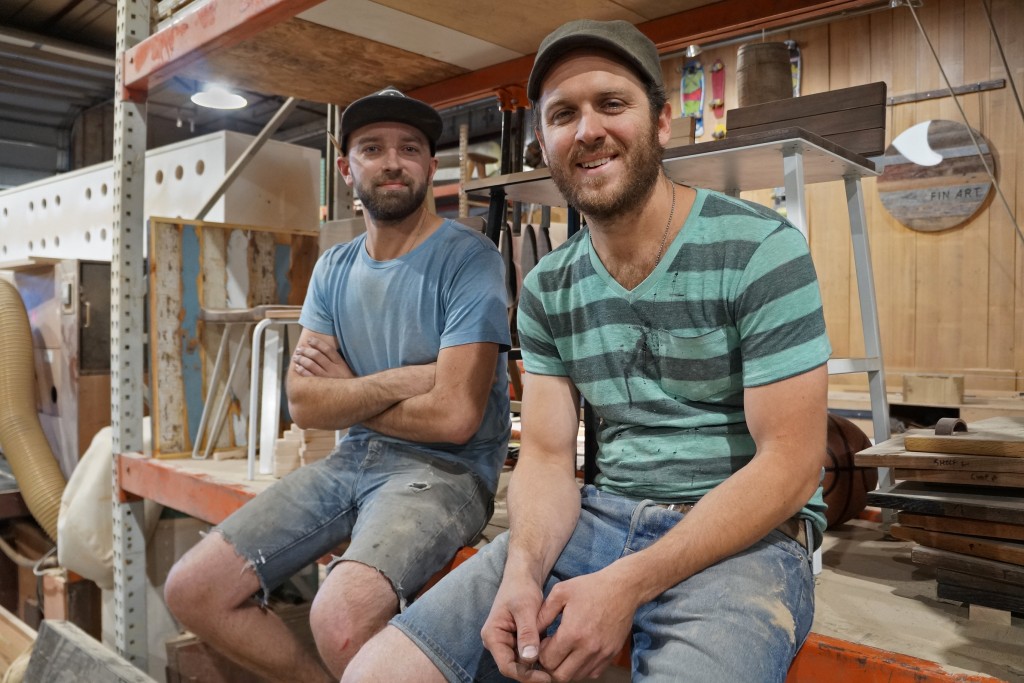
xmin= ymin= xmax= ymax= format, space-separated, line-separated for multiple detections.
xmin=656 ymin=102 xmax=673 ymax=147
xmin=336 ymin=156 xmax=354 ymax=187
xmin=535 ymin=126 xmax=549 ymax=166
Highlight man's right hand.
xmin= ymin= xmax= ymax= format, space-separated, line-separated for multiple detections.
xmin=481 ymin=575 xmax=552 ymax=683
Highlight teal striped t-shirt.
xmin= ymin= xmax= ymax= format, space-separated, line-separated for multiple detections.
xmin=518 ymin=188 xmax=831 ymax=536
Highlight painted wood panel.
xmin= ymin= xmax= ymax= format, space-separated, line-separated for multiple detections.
xmin=148 ymin=219 xmax=318 ymax=458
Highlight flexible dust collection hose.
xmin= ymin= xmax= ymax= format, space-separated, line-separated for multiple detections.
xmin=0 ymin=278 xmax=66 ymax=541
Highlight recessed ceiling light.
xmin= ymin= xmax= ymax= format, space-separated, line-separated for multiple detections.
xmin=191 ymin=85 xmax=247 ymax=110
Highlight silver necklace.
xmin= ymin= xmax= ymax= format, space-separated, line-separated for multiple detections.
xmin=655 ymin=178 xmax=677 ymax=267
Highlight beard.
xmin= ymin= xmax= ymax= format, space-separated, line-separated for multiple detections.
xmin=546 ymin=117 xmax=663 ymax=223
xmin=354 ymin=172 xmax=428 ymax=223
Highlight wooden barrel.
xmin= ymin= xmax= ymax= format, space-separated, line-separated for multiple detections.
xmin=736 ymin=42 xmax=793 ymax=107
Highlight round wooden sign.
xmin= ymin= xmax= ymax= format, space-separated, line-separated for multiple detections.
xmin=876 ymin=119 xmax=995 ymax=232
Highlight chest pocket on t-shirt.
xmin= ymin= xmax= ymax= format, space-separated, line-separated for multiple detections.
xmin=656 ymin=327 xmax=733 ymax=403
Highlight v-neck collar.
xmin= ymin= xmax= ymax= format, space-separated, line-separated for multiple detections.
xmin=587 ymin=188 xmax=706 ymax=302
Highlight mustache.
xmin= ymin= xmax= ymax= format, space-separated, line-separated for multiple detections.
xmin=373 ymin=172 xmax=413 ymax=187
xmin=567 ymin=142 xmax=620 ymax=166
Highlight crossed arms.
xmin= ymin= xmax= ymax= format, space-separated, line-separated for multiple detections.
xmin=286 ymin=327 xmax=499 ymax=444
xmin=483 ymin=363 xmax=828 ymax=682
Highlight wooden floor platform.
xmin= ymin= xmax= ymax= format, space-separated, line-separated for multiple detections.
xmin=117 ymin=454 xmax=1023 ymax=682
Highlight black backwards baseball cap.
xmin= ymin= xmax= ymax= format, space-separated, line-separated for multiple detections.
xmin=527 ymin=19 xmax=663 ymax=102
xmin=339 ymin=86 xmax=443 ymax=155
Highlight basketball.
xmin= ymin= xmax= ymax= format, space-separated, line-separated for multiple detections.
xmin=821 ymin=414 xmax=877 ymax=528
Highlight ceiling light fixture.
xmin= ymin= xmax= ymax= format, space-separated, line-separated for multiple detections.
xmin=191 ymin=84 xmax=247 ymax=110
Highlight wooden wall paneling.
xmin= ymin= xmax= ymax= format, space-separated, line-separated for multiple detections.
xmin=911 ymin=4 xmax=960 ymax=376
xmin=938 ymin=1 xmax=992 ymax=376
xmin=886 ymin=5 xmax=924 ymax=383
xmin=976 ymin=3 xmax=1016 ymax=392
xmin=248 ymin=231 xmax=278 ymax=307
xmin=986 ymin=0 xmax=1024 ymax=392
xmin=662 ymin=58 xmax=682 ymax=119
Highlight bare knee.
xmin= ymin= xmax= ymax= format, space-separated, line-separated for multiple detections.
xmin=344 ymin=626 xmax=443 ymax=683
xmin=310 ymin=561 xmax=399 ymax=676
xmin=164 ymin=533 xmax=255 ymax=627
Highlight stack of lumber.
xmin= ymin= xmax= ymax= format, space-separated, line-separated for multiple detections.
xmin=860 ymin=417 xmax=1024 ymax=613
xmin=273 ymin=426 xmax=339 ymax=478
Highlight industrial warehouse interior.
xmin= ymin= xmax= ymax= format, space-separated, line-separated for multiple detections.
xmin=0 ymin=1 xmax=1022 ymax=681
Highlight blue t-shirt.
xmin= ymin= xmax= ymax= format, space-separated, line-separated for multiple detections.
xmin=299 ymin=219 xmax=511 ymax=492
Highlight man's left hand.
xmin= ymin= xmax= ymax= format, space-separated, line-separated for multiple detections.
xmin=292 ymin=336 xmax=352 ymax=379
xmin=536 ymin=568 xmax=636 ymax=680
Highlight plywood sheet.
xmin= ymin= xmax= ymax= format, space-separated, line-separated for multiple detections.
xmin=904 ymin=417 xmax=1024 ymax=458
xmin=374 ymin=0 xmax=645 ymax=54
xmin=180 ymin=18 xmax=467 ymax=105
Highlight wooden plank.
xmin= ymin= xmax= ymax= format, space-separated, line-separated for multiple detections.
xmin=898 ymin=512 xmax=1024 ymax=542
xmin=936 ymin=580 xmax=1024 ymax=614
xmin=727 ymin=82 xmax=886 ymax=128
xmin=150 ymin=221 xmax=187 ymax=455
xmin=23 ymin=619 xmax=156 ymax=683
xmin=936 ymin=568 xmax=1024 ymax=599
xmin=911 ymin=545 xmax=1024 ymax=586
xmin=868 ymin=481 xmax=1024 ymax=526
xmin=889 ymin=524 xmax=1024 ymax=566
xmin=894 ymin=468 xmax=1024 ymax=488
xmin=0 ymin=604 xmax=35 ymax=673
xmin=904 ymin=417 xmax=1024 ymax=457
xmin=855 ymin=433 xmax=1024 ymax=472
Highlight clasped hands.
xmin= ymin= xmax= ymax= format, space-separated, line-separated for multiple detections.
xmin=482 ymin=568 xmax=636 ymax=682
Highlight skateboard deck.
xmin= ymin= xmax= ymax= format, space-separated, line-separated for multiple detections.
xmin=786 ymin=40 xmax=801 ymax=97
xmin=709 ymin=59 xmax=726 ymax=139
xmin=681 ymin=59 xmax=705 ymax=137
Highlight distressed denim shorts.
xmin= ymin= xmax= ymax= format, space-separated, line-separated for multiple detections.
xmin=215 ymin=437 xmax=492 ymax=608
xmin=393 ymin=485 xmax=814 ymax=682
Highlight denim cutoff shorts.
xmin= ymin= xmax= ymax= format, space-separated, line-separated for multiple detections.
xmin=393 ymin=485 xmax=814 ymax=682
xmin=215 ymin=437 xmax=492 ymax=609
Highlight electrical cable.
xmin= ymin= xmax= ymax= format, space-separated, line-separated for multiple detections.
xmin=904 ymin=1 xmax=1023 ymax=246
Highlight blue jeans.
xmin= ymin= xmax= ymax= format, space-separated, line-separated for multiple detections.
xmin=215 ymin=437 xmax=492 ymax=608
xmin=393 ymin=485 xmax=814 ymax=682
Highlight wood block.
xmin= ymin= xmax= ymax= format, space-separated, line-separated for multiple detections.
xmin=24 ymin=619 xmax=157 ymax=683
xmin=868 ymin=482 xmax=1024 ymax=526
xmin=968 ymin=604 xmax=1012 ymax=625
xmin=898 ymin=512 xmax=1024 ymax=542
xmin=667 ymin=117 xmax=696 ymax=149
xmin=904 ymin=416 xmax=1024 ymax=458
xmin=903 ymin=373 xmax=965 ymax=406
xmin=911 ymin=546 xmax=1024 ymax=586
xmin=889 ymin=524 xmax=1024 ymax=566
xmin=41 ymin=572 xmax=102 ymax=640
